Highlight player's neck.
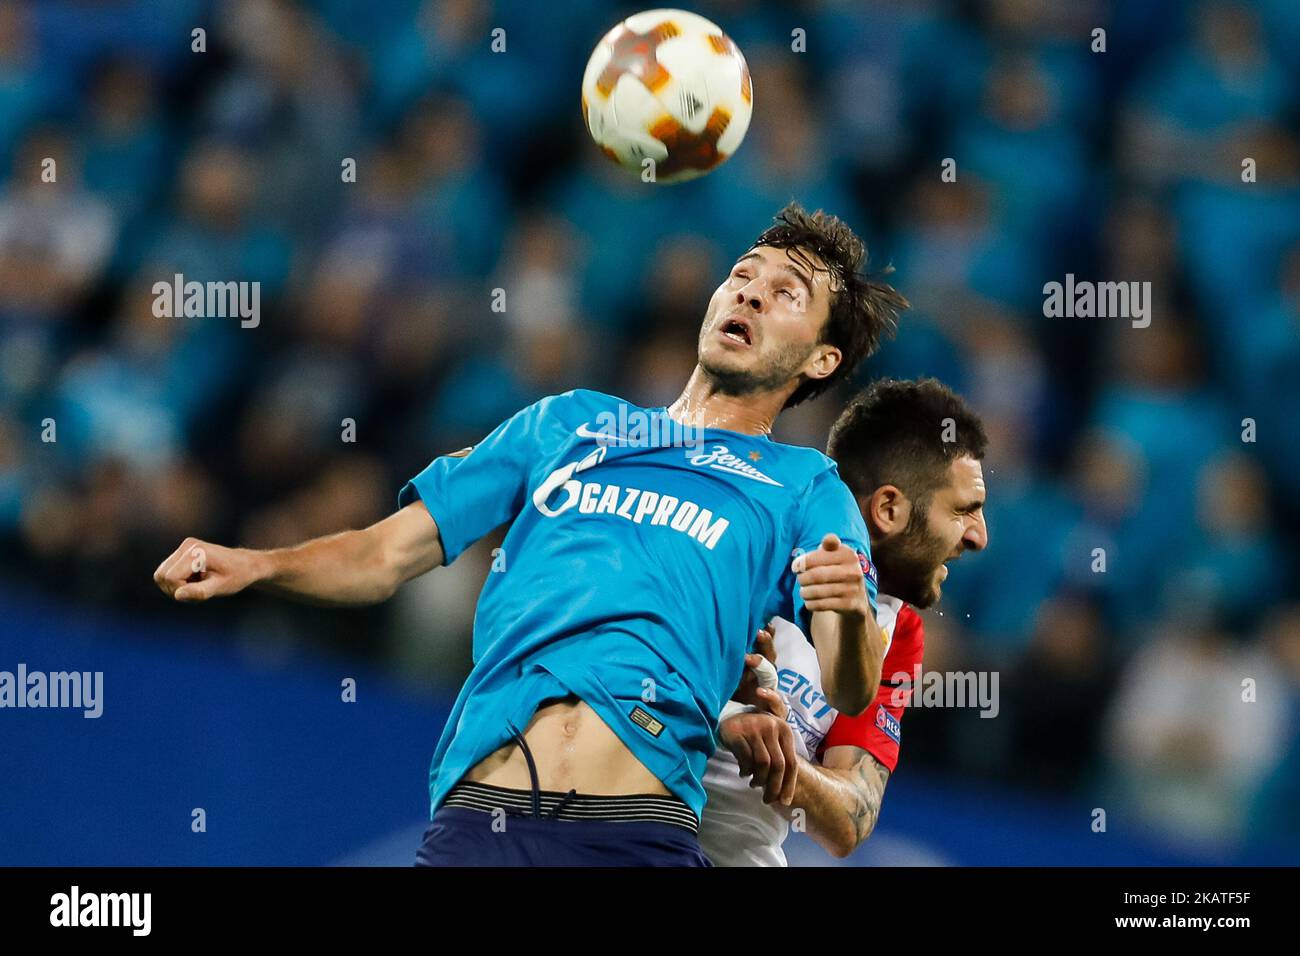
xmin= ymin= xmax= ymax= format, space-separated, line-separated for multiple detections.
xmin=667 ymin=367 xmax=787 ymax=436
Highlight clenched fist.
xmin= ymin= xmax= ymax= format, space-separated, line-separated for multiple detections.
xmin=790 ymin=533 xmax=870 ymax=620
xmin=153 ymin=537 xmax=264 ymax=603
xmin=719 ymin=707 xmax=798 ymax=806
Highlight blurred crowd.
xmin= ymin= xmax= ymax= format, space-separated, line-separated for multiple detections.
xmin=1 ymin=0 xmax=1298 ymax=853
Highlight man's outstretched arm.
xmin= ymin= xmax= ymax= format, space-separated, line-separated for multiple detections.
xmin=153 ymin=501 xmax=445 ymax=606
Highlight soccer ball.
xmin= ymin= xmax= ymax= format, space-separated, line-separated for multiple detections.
xmin=581 ymin=8 xmax=753 ymax=184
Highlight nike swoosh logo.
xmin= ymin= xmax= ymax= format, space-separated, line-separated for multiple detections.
xmin=575 ymin=422 xmax=627 ymax=442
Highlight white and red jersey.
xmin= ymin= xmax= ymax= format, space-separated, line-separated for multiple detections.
xmin=698 ymin=595 xmax=925 ymax=867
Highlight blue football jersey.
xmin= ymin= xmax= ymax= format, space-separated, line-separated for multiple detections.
xmin=400 ymin=389 xmax=876 ymax=819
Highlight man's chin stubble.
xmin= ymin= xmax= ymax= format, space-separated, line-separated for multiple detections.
xmin=699 ymin=357 xmax=788 ymax=397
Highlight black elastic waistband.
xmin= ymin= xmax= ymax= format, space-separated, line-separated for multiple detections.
xmin=444 ymin=781 xmax=699 ymax=833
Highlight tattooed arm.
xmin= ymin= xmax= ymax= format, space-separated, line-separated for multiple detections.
xmin=781 ymin=745 xmax=891 ymax=858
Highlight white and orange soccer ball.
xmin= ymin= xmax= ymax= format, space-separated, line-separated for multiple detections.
xmin=581 ymin=8 xmax=753 ymax=184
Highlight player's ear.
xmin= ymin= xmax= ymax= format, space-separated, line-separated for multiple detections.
xmin=868 ymin=485 xmax=909 ymax=536
xmin=802 ymin=342 xmax=842 ymax=382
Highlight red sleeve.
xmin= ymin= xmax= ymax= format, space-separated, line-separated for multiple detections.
xmin=818 ymin=605 xmax=924 ymax=772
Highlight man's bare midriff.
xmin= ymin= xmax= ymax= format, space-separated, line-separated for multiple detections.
xmin=463 ymin=694 xmax=671 ymax=796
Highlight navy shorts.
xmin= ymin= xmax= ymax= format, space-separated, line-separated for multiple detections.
xmin=414 ymin=784 xmax=711 ymax=867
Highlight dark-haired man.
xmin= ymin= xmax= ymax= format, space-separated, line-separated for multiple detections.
xmin=700 ymin=377 xmax=988 ymax=865
xmin=154 ymin=204 xmax=907 ymax=866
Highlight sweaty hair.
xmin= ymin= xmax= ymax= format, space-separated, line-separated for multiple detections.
xmin=827 ymin=377 xmax=987 ymax=510
xmin=752 ymin=202 xmax=907 ymax=407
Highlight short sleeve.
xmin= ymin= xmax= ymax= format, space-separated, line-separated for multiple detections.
xmin=819 ymin=605 xmax=925 ymax=772
xmin=398 ymin=396 xmax=552 ymax=565
xmin=789 ymin=468 xmax=878 ymax=631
